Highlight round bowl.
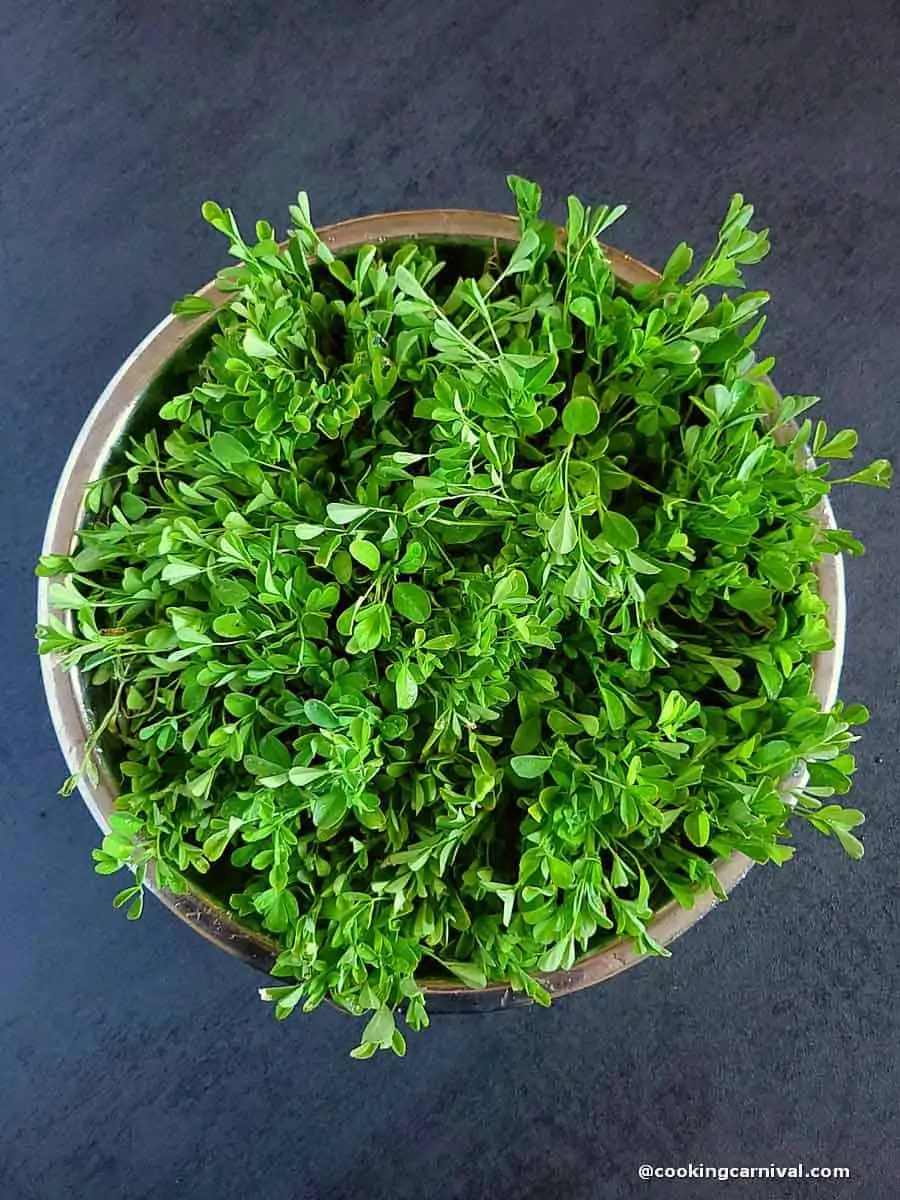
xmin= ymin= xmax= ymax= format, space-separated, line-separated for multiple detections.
xmin=38 ymin=208 xmax=846 ymax=1011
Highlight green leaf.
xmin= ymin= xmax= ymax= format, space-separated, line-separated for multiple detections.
xmin=35 ymin=554 xmax=71 ymax=577
xmin=684 ymin=810 xmax=710 ymax=847
xmin=491 ymin=570 xmax=529 ymax=607
xmin=547 ymin=710 xmax=582 ymax=736
xmin=569 ymin=297 xmax=596 ymax=327
xmin=160 ymin=561 xmax=204 ymax=584
xmin=260 ymin=985 xmax=305 ymax=1020
xmin=288 ymin=766 xmax=330 ymax=786
xmin=709 ymin=658 xmax=742 ymax=692
xmin=625 ymin=550 xmax=659 ymax=575
xmin=349 ymin=539 xmax=381 ymax=571
xmin=548 ymin=857 xmax=574 ymax=889
xmin=510 ymin=755 xmax=552 ymax=779
xmin=311 ymin=791 xmax=348 ymax=829
xmin=172 ymin=294 xmax=216 ymax=317
xmin=395 ymin=266 xmax=432 ymax=303
xmin=729 ymin=584 xmax=773 ymax=615
xmin=757 ymin=552 xmax=795 ymax=591
xmin=213 ymin=577 xmax=250 ymax=606
xmin=656 ymin=340 xmax=699 ymax=364
xmin=224 ymin=692 xmax=256 ymax=718
xmin=512 ymin=716 xmax=543 ymax=754
xmin=507 ymin=174 xmax=543 ymax=221
xmin=186 ymin=768 xmax=216 ymax=799
xmin=294 ymin=522 xmax=327 ymax=540
xmin=246 ymin=737 xmax=290 ymax=774
xmin=563 ymin=560 xmax=593 ymax=602
xmin=108 ymin=812 xmax=144 ymax=836
xmin=392 ymin=582 xmax=432 ymax=623
xmin=120 ymin=493 xmax=147 ymax=520
xmin=254 ymin=403 xmax=282 ymax=434
xmin=566 ymin=194 xmax=585 ymax=240
xmin=210 ymin=431 xmax=251 ymax=466
xmin=548 ymin=507 xmax=578 ymax=555
xmin=506 ymin=228 xmax=540 ymax=274
xmin=629 ymin=630 xmax=654 ymax=671
xmin=776 ymin=394 xmax=820 ymax=425
xmin=361 ymin=1005 xmax=397 ymax=1046
xmin=212 ymin=613 xmax=247 ymax=637
xmin=391 ymin=451 xmax=427 ymax=465
xmin=201 ymin=199 xmax=226 ymax=225
xmin=441 ymin=960 xmax=487 ymax=990
xmin=834 ymin=459 xmax=892 ymax=488
xmin=663 ymin=241 xmax=693 ymax=281
xmin=47 ymin=581 xmax=89 ymax=609
xmin=326 ymin=502 xmax=371 ymax=524
xmin=834 ymin=827 xmax=864 ymax=859
xmin=351 ymin=605 xmax=387 ymax=653
xmin=562 ymin=394 xmax=600 ymax=436
xmin=203 ymin=825 xmax=237 ymax=862
xmin=304 ymin=699 xmax=340 ymax=729
xmin=601 ymin=510 xmax=639 ymax=550
xmin=396 ymin=540 xmax=426 ymax=573
xmin=349 ymin=1041 xmax=378 ymax=1060
xmin=395 ymin=664 xmax=419 ymax=711
xmin=817 ymin=805 xmax=865 ymax=829
xmin=243 ymin=329 xmax=279 ymax=359
xmin=817 ymin=429 xmax=858 ymax=458
xmin=255 ymin=888 xmax=299 ymax=933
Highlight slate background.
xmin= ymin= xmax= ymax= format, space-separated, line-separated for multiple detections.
xmin=2 ymin=1 xmax=898 ymax=1197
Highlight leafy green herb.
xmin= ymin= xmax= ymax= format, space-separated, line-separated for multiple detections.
xmin=37 ymin=177 xmax=890 ymax=1058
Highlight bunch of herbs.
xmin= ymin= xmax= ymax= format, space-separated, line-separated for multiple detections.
xmin=37 ymin=177 xmax=890 ymax=1056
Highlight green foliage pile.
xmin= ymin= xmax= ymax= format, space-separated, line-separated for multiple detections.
xmin=37 ymin=177 xmax=889 ymax=1056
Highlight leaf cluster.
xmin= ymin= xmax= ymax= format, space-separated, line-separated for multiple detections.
xmin=37 ymin=177 xmax=889 ymax=1055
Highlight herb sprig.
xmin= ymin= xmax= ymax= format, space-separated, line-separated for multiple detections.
xmin=37 ymin=177 xmax=890 ymax=1056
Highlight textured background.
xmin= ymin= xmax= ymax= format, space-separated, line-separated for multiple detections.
xmin=2 ymin=1 xmax=898 ymax=1197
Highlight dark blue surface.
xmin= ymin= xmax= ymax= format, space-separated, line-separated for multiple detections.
xmin=2 ymin=2 xmax=898 ymax=1197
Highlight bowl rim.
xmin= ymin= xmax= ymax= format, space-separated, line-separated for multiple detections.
xmin=37 ymin=207 xmax=846 ymax=1001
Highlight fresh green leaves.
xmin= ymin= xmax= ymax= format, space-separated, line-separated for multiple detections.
xmin=802 ymin=805 xmax=865 ymax=859
xmin=548 ymin=507 xmax=578 ymax=555
xmin=832 ymin=459 xmax=892 ymax=488
xmin=394 ymin=663 xmax=419 ymax=710
xmin=562 ymin=394 xmax=600 ymax=436
xmin=37 ymin=177 xmax=888 ymax=1061
xmin=510 ymin=755 xmax=553 ymax=779
xmin=349 ymin=539 xmax=381 ymax=571
xmin=684 ymin=810 xmax=711 ymax=848
xmin=210 ymin=431 xmax=250 ymax=466
xmin=392 ymin=582 xmax=432 ymax=623
xmin=171 ymin=294 xmax=216 ymax=317
xmin=327 ymin=502 xmax=371 ymax=524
